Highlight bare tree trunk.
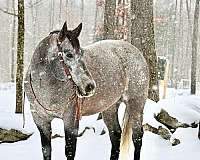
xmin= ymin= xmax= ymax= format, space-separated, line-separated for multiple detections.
xmin=121 ymin=0 xmax=125 ymax=39
xmin=30 ymin=0 xmax=37 ymax=49
xmin=93 ymin=0 xmax=98 ymax=41
xmin=65 ymin=0 xmax=68 ymax=22
xmin=103 ymin=0 xmax=116 ymax=39
xmin=171 ymin=0 xmax=178 ymax=88
xmin=15 ymin=0 xmax=24 ymax=113
xmin=179 ymin=0 xmax=184 ymax=78
xmin=130 ymin=0 xmax=159 ymax=102
xmin=49 ymin=0 xmax=52 ymax=31
xmin=11 ymin=0 xmax=16 ymax=82
xmin=59 ymin=0 xmax=62 ymax=25
xmin=191 ymin=0 xmax=200 ymax=94
xmin=52 ymin=0 xmax=55 ymax=29
xmin=186 ymin=0 xmax=192 ymax=78
xmin=49 ymin=0 xmax=54 ymax=31
xmin=81 ymin=0 xmax=84 ymax=22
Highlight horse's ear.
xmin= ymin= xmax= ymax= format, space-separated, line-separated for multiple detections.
xmin=59 ymin=21 xmax=68 ymax=41
xmin=72 ymin=23 xmax=82 ymax=38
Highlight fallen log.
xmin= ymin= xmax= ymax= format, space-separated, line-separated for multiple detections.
xmin=0 ymin=128 xmax=32 ymax=144
xmin=154 ymin=109 xmax=198 ymax=133
xmin=143 ymin=123 xmax=180 ymax=146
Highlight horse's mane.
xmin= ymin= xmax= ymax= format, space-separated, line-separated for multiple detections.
xmin=49 ymin=30 xmax=80 ymax=49
xmin=49 ymin=30 xmax=60 ymax=35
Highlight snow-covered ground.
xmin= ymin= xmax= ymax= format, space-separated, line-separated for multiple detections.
xmin=0 ymin=83 xmax=200 ymax=160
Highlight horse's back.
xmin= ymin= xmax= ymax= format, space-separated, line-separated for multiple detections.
xmin=85 ymin=40 xmax=149 ymax=93
xmin=85 ymin=40 xmax=148 ymax=75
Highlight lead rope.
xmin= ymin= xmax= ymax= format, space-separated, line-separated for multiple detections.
xmin=29 ymin=73 xmax=60 ymax=112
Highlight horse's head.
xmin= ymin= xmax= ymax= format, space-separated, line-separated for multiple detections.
xmin=48 ymin=22 xmax=96 ymax=98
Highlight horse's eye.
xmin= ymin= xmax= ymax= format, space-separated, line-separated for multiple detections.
xmin=66 ymin=53 xmax=74 ymax=59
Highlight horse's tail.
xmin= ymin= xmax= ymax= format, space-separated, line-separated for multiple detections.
xmin=119 ymin=106 xmax=133 ymax=160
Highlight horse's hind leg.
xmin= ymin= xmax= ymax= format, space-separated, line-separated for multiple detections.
xmin=102 ymin=99 xmax=122 ymax=160
xmin=32 ymin=112 xmax=52 ymax=160
xmin=128 ymin=98 xmax=145 ymax=160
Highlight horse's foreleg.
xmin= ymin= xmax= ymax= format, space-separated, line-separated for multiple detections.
xmin=32 ymin=113 xmax=52 ymax=160
xmin=63 ymin=107 xmax=79 ymax=160
xmin=102 ymin=100 xmax=122 ymax=160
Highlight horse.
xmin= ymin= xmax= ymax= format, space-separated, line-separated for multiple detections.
xmin=24 ymin=22 xmax=149 ymax=160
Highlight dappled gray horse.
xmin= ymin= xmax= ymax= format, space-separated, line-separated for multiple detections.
xmin=24 ymin=22 xmax=149 ymax=160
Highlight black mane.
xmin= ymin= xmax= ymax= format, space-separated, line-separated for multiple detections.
xmin=49 ymin=30 xmax=80 ymax=49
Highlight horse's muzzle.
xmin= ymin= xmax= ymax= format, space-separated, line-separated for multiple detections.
xmin=77 ymin=81 xmax=96 ymax=98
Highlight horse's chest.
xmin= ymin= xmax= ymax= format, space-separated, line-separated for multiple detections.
xmin=81 ymin=53 xmax=126 ymax=115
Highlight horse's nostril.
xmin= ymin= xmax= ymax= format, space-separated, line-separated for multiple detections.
xmin=85 ymin=83 xmax=95 ymax=93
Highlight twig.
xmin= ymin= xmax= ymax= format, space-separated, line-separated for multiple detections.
xmin=0 ymin=8 xmax=18 ymax=17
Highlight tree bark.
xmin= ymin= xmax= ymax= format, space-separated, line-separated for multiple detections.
xmin=103 ymin=0 xmax=116 ymax=39
xmin=15 ymin=0 xmax=24 ymax=113
xmin=130 ymin=0 xmax=159 ymax=102
xmin=191 ymin=0 xmax=200 ymax=94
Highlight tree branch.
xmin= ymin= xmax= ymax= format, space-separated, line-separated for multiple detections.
xmin=26 ymin=0 xmax=43 ymax=8
xmin=0 ymin=0 xmax=44 ymax=17
xmin=0 ymin=8 xmax=18 ymax=17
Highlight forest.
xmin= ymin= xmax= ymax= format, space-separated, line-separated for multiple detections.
xmin=0 ymin=0 xmax=200 ymax=160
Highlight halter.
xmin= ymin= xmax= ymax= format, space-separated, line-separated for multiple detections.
xmin=29 ymin=38 xmax=83 ymax=122
xmin=56 ymin=39 xmax=72 ymax=79
xmin=56 ymin=38 xmax=83 ymax=121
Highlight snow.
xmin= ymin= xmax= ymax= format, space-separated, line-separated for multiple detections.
xmin=0 ymin=83 xmax=200 ymax=160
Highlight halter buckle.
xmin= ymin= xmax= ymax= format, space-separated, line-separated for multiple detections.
xmin=58 ymin=51 xmax=63 ymax=57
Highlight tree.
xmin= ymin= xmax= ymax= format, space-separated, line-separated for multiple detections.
xmin=115 ymin=0 xmax=129 ymax=40
xmin=130 ymin=0 xmax=159 ymax=102
xmin=191 ymin=0 xmax=200 ymax=94
xmin=49 ymin=0 xmax=55 ymax=31
xmin=15 ymin=0 xmax=25 ymax=113
xmin=11 ymin=0 xmax=17 ymax=83
xmin=59 ymin=0 xmax=62 ymax=25
xmin=93 ymin=0 xmax=105 ymax=41
xmin=81 ymin=0 xmax=84 ymax=22
xmin=30 ymin=0 xmax=38 ymax=49
xmin=103 ymin=0 xmax=117 ymax=39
